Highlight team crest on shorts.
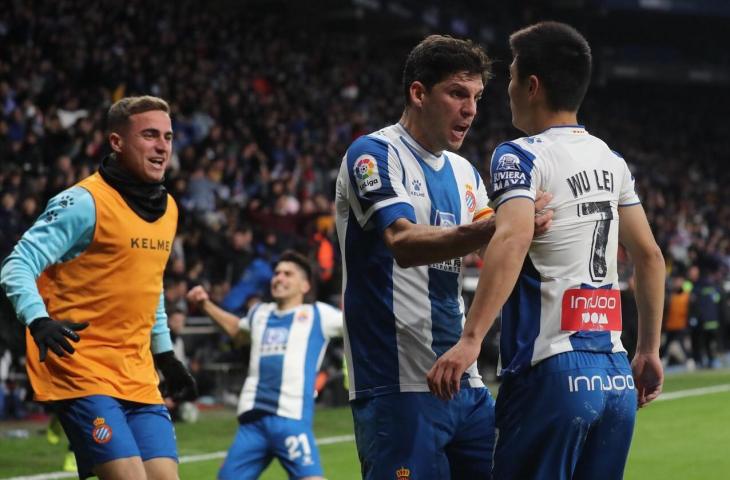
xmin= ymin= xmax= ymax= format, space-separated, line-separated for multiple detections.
xmin=396 ymin=466 xmax=411 ymax=479
xmin=464 ymin=183 xmax=476 ymax=213
xmin=91 ymin=417 xmax=112 ymax=444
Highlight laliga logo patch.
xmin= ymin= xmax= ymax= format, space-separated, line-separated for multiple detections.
xmin=496 ymin=153 xmax=520 ymax=171
xmin=464 ymin=183 xmax=476 ymax=213
xmin=353 ymin=154 xmax=382 ymax=194
xmin=91 ymin=417 xmax=112 ymax=444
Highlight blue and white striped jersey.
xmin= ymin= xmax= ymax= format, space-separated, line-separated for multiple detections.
xmin=335 ymin=123 xmax=493 ymax=400
xmin=236 ymin=301 xmax=342 ymax=421
xmin=488 ymin=126 xmax=640 ymax=378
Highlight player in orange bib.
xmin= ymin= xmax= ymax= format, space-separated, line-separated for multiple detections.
xmin=1 ymin=96 xmax=196 ymax=480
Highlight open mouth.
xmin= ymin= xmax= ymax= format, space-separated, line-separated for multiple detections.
xmin=452 ymin=124 xmax=469 ymax=139
xmin=148 ymin=158 xmax=165 ymax=167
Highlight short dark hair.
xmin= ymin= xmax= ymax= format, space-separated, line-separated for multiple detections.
xmin=509 ymin=21 xmax=592 ymax=111
xmin=402 ymin=35 xmax=492 ymax=106
xmin=107 ymin=95 xmax=170 ymax=133
xmin=276 ymin=250 xmax=312 ymax=283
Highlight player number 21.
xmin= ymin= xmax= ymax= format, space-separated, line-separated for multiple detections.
xmin=285 ymin=433 xmax=312 ymax=460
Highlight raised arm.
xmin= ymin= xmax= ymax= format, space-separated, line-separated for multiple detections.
xmin=186 ymin=286 xmax=250 ymax=343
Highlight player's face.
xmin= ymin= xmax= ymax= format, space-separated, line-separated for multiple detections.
xmin=270 ymin=261 xmax=309 ymax=302
xmin=113 ymin=110 xmax=172 ymax=183
xmin=508 ymin=59 xmax=530 ymax=133
xmin=420 ymin=71 xmax=483 ymax=152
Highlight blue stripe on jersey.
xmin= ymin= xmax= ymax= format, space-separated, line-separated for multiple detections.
xmin=488 ymin=142 xmax=536 ymax=200
xmin=344 ymin=207 xmax=399 ymax=398
xmin=471 ymin=165 xmax=481 ymax=190
xmin=415 ymin=152 xmax=463 ymax=358
xmin=253 ymin=311 xmax=294 ymax=413
xmin=374 ymin=203 xmax=417 ymax=234
xmin=499 ymin=255 xmax=542 ymax=378
xmin=301 ymin=306 xmax=324 ymax=422
xmin=346 ymin=135 xmax=398 ymax=213
xmin=568 ymin=284 xmax=615 ymax=352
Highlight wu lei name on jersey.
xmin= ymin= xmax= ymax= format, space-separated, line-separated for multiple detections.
xmin=566 ymin=169 xmax=615 ymax=199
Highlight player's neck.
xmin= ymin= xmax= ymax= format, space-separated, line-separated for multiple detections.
xmin=275 ymin=297 xmax=304 ymax=312
xmin=398 ymin=111 xmax=442 ymax=156
xmin=525 ymin=110 xmax=579 ymax=136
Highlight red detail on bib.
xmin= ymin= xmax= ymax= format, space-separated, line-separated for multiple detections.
xmin=561 ymin=288 xmax=622 ymax=331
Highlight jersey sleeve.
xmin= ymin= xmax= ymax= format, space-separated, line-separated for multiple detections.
xmin=472 ymin=167 xmax=493 ymax=222
xmin=151 ymin=291 xmax=174 ymax=354
xmin=0 ymin=186 xmax=95 ymax=325
xmin=343 ymin=135 xmax=416 ymax=233
xmin=616 ymin=154 xmax=640 ymax=206
xmin=488 ymin=142 xmax=537 ymax=209
xmin=238 ymin=302 xmax=261 ymax=332
xmin=316 ymin=301 xmax=343 ymax=339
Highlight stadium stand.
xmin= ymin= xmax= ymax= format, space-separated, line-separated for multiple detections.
xmin=1 ymin=0 xmax=729 ymax=415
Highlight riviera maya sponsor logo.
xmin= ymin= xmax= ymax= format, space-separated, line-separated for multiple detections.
xmin=353 ymin=154 xmax=382 ymax=194
xmin=497 ymin=153 xmax=521 ymax=171
xmin=91 ymin=417 xmax=112 ymax=444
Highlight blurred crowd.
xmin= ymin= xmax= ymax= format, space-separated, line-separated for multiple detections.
xmin=1 ymin=0 xmax=729 ymax=416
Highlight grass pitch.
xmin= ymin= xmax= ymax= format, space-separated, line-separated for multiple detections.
xmin=1 ymin=369 xmax=729 ymax=479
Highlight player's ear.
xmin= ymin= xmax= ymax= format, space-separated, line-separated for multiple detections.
xmin=301 ymin=279 xmax=311 ymax=296
xmin=527 ymin=75 xmax=540 ymax=100
xmin=109 ymin=132 xmax=123 ymax=153
xmin=409 ymin=81 xmax=427 ymax=107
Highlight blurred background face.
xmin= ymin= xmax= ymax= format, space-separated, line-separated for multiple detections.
xmin=270 ymin=261 xmax=309 ymax=303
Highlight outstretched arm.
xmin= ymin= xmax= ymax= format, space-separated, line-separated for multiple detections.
xmin=187 ymin=286 xmax=250 ymax=343
xmin=384 ymin=192 xmax=552 ymax=268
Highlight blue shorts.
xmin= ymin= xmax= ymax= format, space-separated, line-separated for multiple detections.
xmin=218 ymin=413 xmax=323 ymax=480
xmin=55 ymin=395 xmax=177 ymax=479
xmin=493 ymin=351 xmax=637 ymax=480
xmin=351 ymin=387 xmax=495 ymax=480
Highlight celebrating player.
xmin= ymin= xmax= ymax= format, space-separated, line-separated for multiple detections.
xmin=0 ymin=96 xmax=196 ymax=479
xmin=427 ymin=22 xmax=665 ymax=479
xmin=186 ymin=250 xmax=342 ymax=480
xmin=335 ymin=35 xmax=552 ymax=479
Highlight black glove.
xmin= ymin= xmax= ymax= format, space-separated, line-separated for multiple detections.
xmin=153 ymin=351 xmax=198 ymax=401
xmin=29 ymin=317 xmax=89 ymax=362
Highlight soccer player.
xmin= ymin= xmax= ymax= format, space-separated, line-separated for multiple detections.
xmin=335 ymin=35 xmax=552 ymax=479
xmin=0 ymin=96 xmax=196 ymax=480
xmin=427 ymin=22 xmax=665 ymax=479
xmin=186 ymin=250 xmax=342 ymax=480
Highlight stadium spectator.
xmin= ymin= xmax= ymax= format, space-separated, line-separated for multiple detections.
xmin=186 ymin=250 xmax=342 ymax=480
xmin=428 ymin=22 xmax=665 ymax=480
xmin=0 ymin=96 xmax=196 ymax=479
xmin=661 ymin=275 xmax=692 ymax=366
xmin=336 ymin=34 xmax=552 ymax=479
xmin=689 ymin=266 xmax=723 ymax=368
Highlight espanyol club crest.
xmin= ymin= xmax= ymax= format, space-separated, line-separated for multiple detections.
xmin=91 ymin=417 xmax=112 ymax=444
xmin=464 ymin=183 xmax=476 ymax=213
